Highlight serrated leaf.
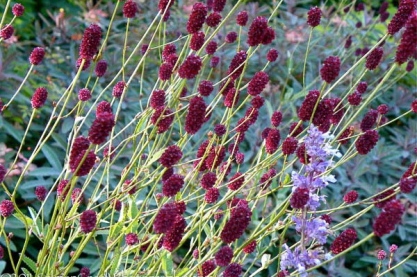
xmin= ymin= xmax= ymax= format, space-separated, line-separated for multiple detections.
xmin=41 ymin=144 xmax=63 ymax=170
xmin=22 ymin=255 xmax=37 ymax=273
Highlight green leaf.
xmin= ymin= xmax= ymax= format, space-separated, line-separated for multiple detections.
xmin=177 ymin=267 xmax=190 ymax=276
xmin=0 ymin=261 xmax=6 ymax=274
xmin=13 ymin=212 xmax=33 ymax=226
xmin=27 ymin=167 xmax=61 ymax=177
xmin=161 ymin=251 xmax=174 ymax=276
xmin=28 ymin=207 xmax=43 ymax=238
xmin=2 ymin=121 xmax=24 ymax=142
xmin=41 ymin=144 xmax=63 ymax=170
xmin=22 ymin=255 xmax=37 ymax=273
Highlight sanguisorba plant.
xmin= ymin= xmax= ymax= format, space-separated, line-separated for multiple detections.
xmin=0 ymin=0 xmax=416 ymax=276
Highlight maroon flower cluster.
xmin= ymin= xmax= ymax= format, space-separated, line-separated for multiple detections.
xmin=260 ymin=168 xmax=277 ymax=189
xmin=150 ymin=89 xmax=165 ymax=109
xmin=12 ymin=3 xmax=25 ymax=17
xmin=71 ymin=188 xmax=84 ymax=204
xmin=365 ymin=47 xmax=384 ymax=70
xmin=373 ymin=200 xmax=405 ymax=237
xmin=225 ymin=31 xmax=238 ymax=43
xmin=337 ymin=126 xmax=354 ymax=145
xmin=220 ymin=200 xmax=252 ymax=244
xmin=88 ymin=111 xmax=115 ymax=144
xmin=200 ymin=172 xmax=217 ymax=189
xmin=343 ymin=190 xmax=358 ymax=203
xmin=206 ymin=12 xmax=222 ymax=27
xmin=29 ymin=47 xmax=45 ymax=65
xmin=395 ymin=12 xmax=417 ymax=64
xmin=320 ymin=56 xmax=341 ymax=83
xmin=227 ymin=51 xmax=247 ymax=80
xmin=243 ymin=240 xmax=257 ymax=254
xmin=178 ymin=55 xmax=202 ymax=79
xmin=162 ymin=214 xmax=186 ymax=251
xmin=190 ymin=31 xmax=205 ymax=51
xmin=69 ymin=136 xmax=96 ymax=177
xmin=236 ymin=10 xmax=248 ymax=26
xmin=125 ymin=233 xmax=139 ymax=246
xmin=267 ymin=48 xmax=279 ymax=62
xmin=185 ymin=96 xmax=206 ymax=134
xmin=35 ymin=186 xmax=47 ymax=201
xmin=374 ymin=189 xmax=396 ymax=208
xmin=78 ymin=88 xmax=92 ymax=102
xmin=0 ymin=25 xmax=14 ymax=40
xmin=96 ymin=101 xmax=112 ymax=115
xmin=198 ymin=80 xmax=214 ymax=97
xmin=228 ymin=172 xmax=245 ymax=191
xmin=123 ymin=0 xmax=138 ymax=18
xmin=0 ymin=200 xmax=14 ymax=217
xmin=112 ymin=81 xmax=125 ymax=98
xmin=205 ymin=187 xmax=220 ymax=203
xmin=282 ymin=137 xmax=298 ymax=155
xmin=31 ymin=87 xmax=48 ymax=109
xmin=57 ymin=179 xmax=70 ymax=200
xmin=298 ymin=90 xmax=320 ymax=121
xmin=163 ymin=174 xmax=184 ymax=197
xmin=95 ymin=60 xmax=107 ymax=77
xmin=360 ymin=109 xmax=378 ymax=131
xmin=348 ymin=92 xmax=362 ymax=106
xmin=224 ymin=263 xmax=242 ymax=277
xmin=215 ymin=245 xmax=233 ymax=266
xmin=387 ymin=0 xmax=417 ymax=35
xmin=158 ymin=0 xmax=175 ymax=12
xmin=247 ymin=71 xmax=269 ymax=96
xmin=80 ymin=209 xmax=97 ymax=233
xmin=79 ymin=267 xmax=90 ymax=277
xmin=330 ymin=228 xmax=357 ymax=254
xmin=355 ymin=130 xmax=379 ymax=155
xmin=159 ymin=145 xmax=182 ymax=168
xmin=186 ymin=3 xmax=208 ymax=34
xmin=265 ymin=129 xmax=281 ymax=154
xmin=290 ymin=187 xmax=310 ymax=209
xmin=307 ymin=7 xmax=322 ymax=27
xmin=247 ymin=16 xmax=275 ymax=46
xmin=213 ymin=0 xmax=226 ymax=12
xmin=79 ymin=24 xmax=102 ymax=61
xmin=198 ymin=259 xmax=216 ymax=277
xmin=159 ymin=63 xmax=173 ymax=81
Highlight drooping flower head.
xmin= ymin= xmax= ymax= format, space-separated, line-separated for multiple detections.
xmin=31 ymin=87 xmax=48 ymax=109
xmin=387 ymin=0 xmax=417 ymax=35
xmin=395 ymin=12 xmax=417 ymax=64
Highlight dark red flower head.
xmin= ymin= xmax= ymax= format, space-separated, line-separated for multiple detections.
xmin=95 ymin=59 xmax=108 ymax=77
xmin=395 ymin=12 xmax=417 ymax=64
xmin=31 ymin=87 xmax=48 ymax=109
xmin=200 ymin=172 xmax=217 ymax=190
xmin=247 ymin=16 xmax=274 ymax=46
xmin=205 ymin=41 xmax=218 ymax=55
xmin=78 ymin=88 xmax=92 ymax=102
xmin=320 ymin=56 xmax=341 ymax=83
xmin=35 ymin=186 xmax=48 ymax=201
xmin=267 ymin=48 xmax=279 ymax=62
xmin=80 ymin=209 xmax=97 ymax=233
xmin=125 ymin=233 xmax=139 ymax=246
xmin=365 ymin=47 xmax=384 ymax=70
xmin=282 ymin=137 xmax=298 ymax=155
xmin=224 ymin=263 xmax=242 ymax=277
xmin=206 ymin=12 xmax=222 ymax=27
xmin=298 ymin=90 xmax=320 ymax=121
xmin=185 ymin=96 xmax=206 ymax=134
xmin=248 ymin=71 xmax=269 ymax=96
xmin=123 ymin=0 xmax=138 ymax=18
xmin=96 ymin=101 xmax=112 ymax=115
xmin=151 ymin=106 xmax=174 ymax=133
xmin=88 ymin=112 xmax=115 ymax=145
xmin=360 ymin=109 xmax=378 ymax=131
xmin=225 ymin=31 xmax=238 ymax=43
xmin=343 ymin=190 xmax=358 ymax=203
xmin=112 ymin=81 xmax=125 ymax=98
xmin=190 ymin=31 xmax=205 ymax=51
xmin=387 ymin=0 xmax=417 ymax=35
xmin=355 ymin=129 xmax=379 ymax=155
xmin=220 ymin=201 xmax=252 ymax=244
xmin=162 ymin=174 xmax=184 ymax=197
xmin=12 ymin=3 xmax=25 ymax=17
xmin=236 ymin=10 xmax=248 ymax=26
xmin=215 ymin=245 xmax=233 ymax=266
xmin=186 ymin=3 xmax=208 ymax=34
xmin=162 ymin=214 xmax=186 ymax=252
xmin=330 ymin=228 xmax=357 ymax=254
xmin=159 ymin=63 xmax=174 ymax=81
xmin=198 ymin=259 xmax=216 ymax=277
xmin=373 ymin=200 xmax=405 ymax=237
xmin=150 ymin=89 xmax=166 ymax=109
xmin=178 ymin=54 xmax=202 ymax=79
xmin=0 ymin=200 xmax=14 ymax=217
xmin=158 ymin=0 xmax=175 ymax=12
xmin=198 ymin=80 xmax=214 ymax=97
xmin=227 ymin=51 xmax=247 ymax=80
xmin=159 ymin=145 xmax=183 ymax=168
xmin=307 ymin=6 xmax=322 ymax=27
xmin=290 ymin=187 xmax=310 ymax=209
xmin=228 ymin=172 xmax=245 ymax=191
xmin=79 ymin=24 xmax=102 ymax=60
xmin=153 ymin=202 xmax=180 ymax=234
xmin=0 ymin=25 xmax=14 ymax=40
xmin=205 ymin=187 xmax=220 ymax=203
xmin=243 ymin=240 xmax=257 ymax=254
xmin=29 ymin=47 xmax=45 ymax=65
xmin=213 ymin=0 xmax=226 ymax=12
